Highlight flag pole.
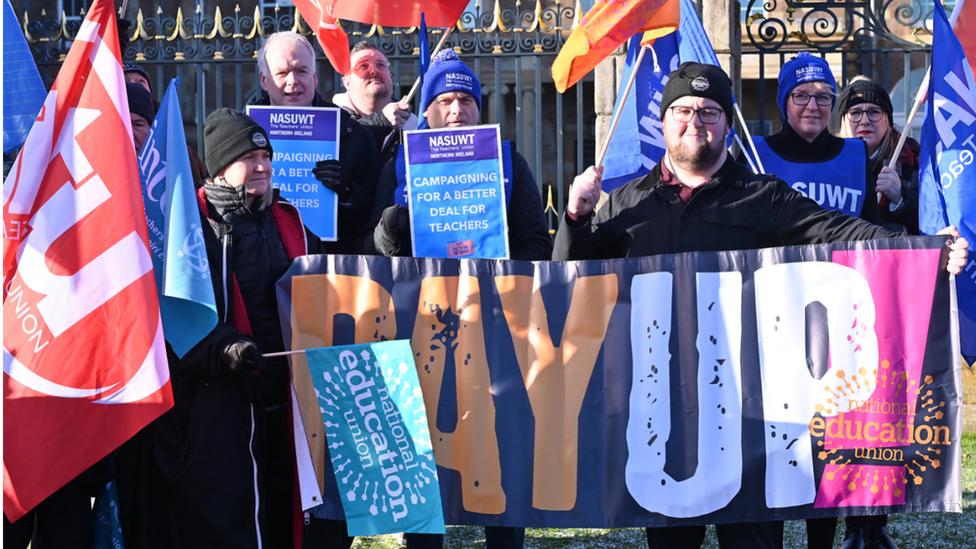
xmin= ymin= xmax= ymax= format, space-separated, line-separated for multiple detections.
xmin=732 ymin=133 xmax=759 ymax=174
xmin=596 ymin=44 xmax=650 ymax=168
xmin=264 ymin=350 xmax=306 ymax=357
xmin=880 ymin=2 xmax=958 ymax=199
xmin=402 ymin=24 xmax=455 ymax=104
xmin=886 ymin=68 xmax=931 ymax=172
xmin=732 ymin=103 xmax=766 ymax=173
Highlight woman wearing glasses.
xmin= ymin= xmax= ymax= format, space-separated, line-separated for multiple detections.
xmin=746 ymin=53 xmax=883 ymax=224
xmin=833 ymin=76 xmax=919 ymax=235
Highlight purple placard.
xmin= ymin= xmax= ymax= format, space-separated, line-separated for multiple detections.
xmin=406 ymin=127 xmax=499 ymax=164
xmin=247 ymin=106 xmax=340 ymax=142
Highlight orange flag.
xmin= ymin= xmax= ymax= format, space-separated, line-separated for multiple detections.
xmin=552 ymin=0 xmax=679 ymax=93
xmin=293 ymin=0 xmax=351 ymax=75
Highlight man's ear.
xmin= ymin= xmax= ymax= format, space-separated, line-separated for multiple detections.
xmin=259 ymin=71 xmax=268 ymax=92
xmin=342 ymin=74 xmax=351 ymax=90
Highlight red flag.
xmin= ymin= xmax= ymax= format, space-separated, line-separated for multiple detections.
xmin=329 ymin=0 xmax=468 ymax=28
xmin=552 ymin=0 xmax=680 ymax=93
xmin=294 ymin=0 xmax=351 ymax=75
xmin=953 ymin=0 xmax=976 ymax=77
xmin=2 ymin=0 xmax=171 ymax=522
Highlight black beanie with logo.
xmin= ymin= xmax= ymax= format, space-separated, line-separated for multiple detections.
xmin=660 ymin=62 xmax=735 ymax=122
xmin=203 ymin=108 xmax=273 ymax=177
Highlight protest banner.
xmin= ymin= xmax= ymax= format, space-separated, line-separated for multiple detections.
xmin=247 ymin=105 xmax=341 ymax=240
xmin=280 ymin=237 xmax=960 ymax=526
xmin=404 ymin=125 xmax=509 ymax=259
xmin=306 ymin=340 xmax=445 ymax=536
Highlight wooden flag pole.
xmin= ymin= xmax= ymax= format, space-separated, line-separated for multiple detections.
xmin=877 ymin=68 xmax=930 ymax=202
xmin=596 ymin=44 xmax=650 ymax=168
xmin=402 ymin=24 xmax=456 ymax=105
xmin=887 ymin=68 xmax=931 ymax=172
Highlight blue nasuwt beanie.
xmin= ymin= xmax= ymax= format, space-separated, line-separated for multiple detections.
xmin=420 ymin=50 xmax=482 ymax=114
xmin=776 ymin=52 xmax=837 ymax=117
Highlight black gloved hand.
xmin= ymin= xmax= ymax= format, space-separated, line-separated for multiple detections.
xmin=374 ymin=204 xmax=412 ymax=257
xmin=221 ymin=339 xmax=266 ymax=374
xmin=117 ymin=17 xmax=134 ymax=52
xmin=313 ymin=159 xmax=353 ymax=203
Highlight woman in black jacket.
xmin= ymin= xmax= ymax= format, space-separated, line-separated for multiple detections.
xmin=833 ymin=76 xmax=920 ymax=235
xmin=117 ymin=109 xmax=323 ymax=549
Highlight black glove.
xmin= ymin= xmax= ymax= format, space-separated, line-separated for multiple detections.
xmin=313 ymin=159 xmax=353 ymax=203
xmin=374 ymin=204 xmax=412 ymax=257
xmin=221 ymin=339 xmax=266 ymax=374
xmin=117 ymin=17 xmax=134 ymax=52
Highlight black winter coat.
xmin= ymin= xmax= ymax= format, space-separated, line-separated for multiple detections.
xmin=554 ymin=156 xmax=897 ymax=261
xmin=253 ymin=92 xmax=382 ymax=253
xmin=876 ymin=136 xmax=920 ymax=235
xmin=117 ymin=186 xmax=322 ymax=549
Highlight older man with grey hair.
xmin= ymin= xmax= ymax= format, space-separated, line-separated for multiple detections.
xmin=253 ymin=31 xmax=381 ymax=255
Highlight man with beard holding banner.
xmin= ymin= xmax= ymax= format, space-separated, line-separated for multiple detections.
xmin=553 ymin=61 xmax=969 ymax=549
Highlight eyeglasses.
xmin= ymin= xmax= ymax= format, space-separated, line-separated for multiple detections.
xmin=789 ymin=92 xmax=835 ymax=106
xmin=668 ymin=106 xmax=724 ymax=124
xmin=846 ymin=108 xmax=885 ymax=122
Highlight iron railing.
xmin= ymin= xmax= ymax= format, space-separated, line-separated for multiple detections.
xmin=18 ymin=0 xmax=588 ymax=228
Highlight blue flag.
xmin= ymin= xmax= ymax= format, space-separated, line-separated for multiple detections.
xmin=417 ymin=13 xmax=431 ymax=130
xmin=3 ymin=0 xmax=46 ymax=154
xmin=139 ymin=78 xmax=218 ymax=357
xmin=307 ymin=340 xmax=445 ymax=536
xmin=602 ymin=34 xmax=677 ymax=191
xmin=919 ymin=0 xmax=976 ymax=361
xmin=601 ymin=0 xmax=744 ymax=191
xmin=676 ymin=0 xmax=718 ymax=65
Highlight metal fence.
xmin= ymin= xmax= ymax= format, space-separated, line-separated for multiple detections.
xmin=19 ymin=0 xmax=589 ymax=228
xmin=17 ymin=0 xmax=943 ymax=223
xmin=740 ymin=0 xmax=937 ymax=138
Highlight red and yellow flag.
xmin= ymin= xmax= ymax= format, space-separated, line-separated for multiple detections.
xmin=552 ymin=0 xmax=679 ymax=93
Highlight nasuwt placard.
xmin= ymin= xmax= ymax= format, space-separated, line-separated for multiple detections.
xmin=246 ymin=105 xmax=340 ymax=241
xmin=404 ymin=125 xmax=509 ymax=259
xmin=279 ymin=237 xmax=961 ymax=527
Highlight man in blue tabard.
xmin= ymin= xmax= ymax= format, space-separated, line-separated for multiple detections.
xmin=746 ymin=53 xmax=882 ymax=224
xmin=363 ymin=49 xmax=552 ymax=263
xmin=361 ymin=49 xmax=552 ymax=549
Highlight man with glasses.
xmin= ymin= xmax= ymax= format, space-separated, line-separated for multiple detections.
xmin=333 ymin=41 xmax=418 ymax=164
xmin=554 ymin=61 xmax=969 ymax=549
xmin=747 ymin=52 xmax=882 ymax=224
